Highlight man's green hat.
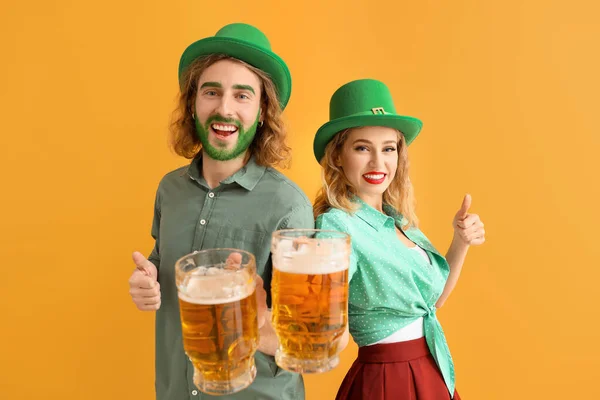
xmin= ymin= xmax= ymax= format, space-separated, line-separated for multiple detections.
xmin=313 ymin=79 xmax=423 ymax=162
xmin=178 ymin=23 xmax=292 ymax=109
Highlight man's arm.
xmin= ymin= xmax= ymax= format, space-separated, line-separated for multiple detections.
xmin=257 ymin=203 xmax=315 ymax=355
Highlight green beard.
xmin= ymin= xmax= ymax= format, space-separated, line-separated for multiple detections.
xmin=194 ymin=112 xmax=260 ymax=161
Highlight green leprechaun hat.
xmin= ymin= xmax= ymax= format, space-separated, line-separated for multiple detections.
xmin=313 ymin=79 xmax=423 ymax=162
xmin=178 ymin=23 xmax=292 ymax=109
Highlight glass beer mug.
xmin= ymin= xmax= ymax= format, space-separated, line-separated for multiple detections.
xmin=271 ymin=229 xmax=351 ymax=373
xmin=175 ymin=249 xmax=259 ymax=395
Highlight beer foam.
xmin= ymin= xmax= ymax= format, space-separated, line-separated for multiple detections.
xmin=178 ymin=268 xmax=254 ymax=304
xmin=178 ymin=290 xmax=252 ymax=305
xmin=274 ymin=251 xmax=349 ymax=274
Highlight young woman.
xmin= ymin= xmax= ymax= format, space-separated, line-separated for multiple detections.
xmin=314 ymin=79 xmax=485 ymax=399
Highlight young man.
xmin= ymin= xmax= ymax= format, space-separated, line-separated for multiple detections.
xmin=128 ymin=23 xmax=313 ymax=400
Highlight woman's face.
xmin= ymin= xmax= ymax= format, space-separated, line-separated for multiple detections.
xmin=339 ymin=126 xmax=399 ymax=201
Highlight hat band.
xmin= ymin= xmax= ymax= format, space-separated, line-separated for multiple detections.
xmin=331 ymin=107 xmax=393 ymax=120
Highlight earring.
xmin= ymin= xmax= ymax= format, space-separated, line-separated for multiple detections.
xmin=258 ymin=121 xmax=264 ymax=128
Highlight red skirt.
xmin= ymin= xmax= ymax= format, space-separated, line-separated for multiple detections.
xmin=335 ymin=338 xmax=460 ymax=400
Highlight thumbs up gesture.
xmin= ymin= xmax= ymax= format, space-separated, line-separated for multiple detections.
xmin=452 ymin=194 xmax=486 ymax=246
xmin=128 ymin=251 xmax=160 ymax=311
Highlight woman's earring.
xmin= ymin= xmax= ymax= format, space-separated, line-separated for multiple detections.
xmin=258 ymin=121 xmax=264 ymax=128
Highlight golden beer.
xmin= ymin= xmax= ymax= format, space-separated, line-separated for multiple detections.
xmin=271 ymin=229 xmax=350 ymax=373
xmin=179 ymin=291 xmax=258 ymax=385
xmin=175 ymin=249 xmax=258 ymax=395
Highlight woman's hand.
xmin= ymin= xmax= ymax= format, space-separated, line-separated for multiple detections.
xmin=452 ymin=194 xmax=485 ymax=246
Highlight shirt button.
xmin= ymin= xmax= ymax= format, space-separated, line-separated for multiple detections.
xmin=208 ymin=192 xmax=215 ymax=198
xmin=200 ymin=219 xmax=206 ymax=225
xmin=192 ymin=390 xmax=198 ymax=395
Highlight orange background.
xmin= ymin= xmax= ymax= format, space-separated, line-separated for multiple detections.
xmin=1 ymin=1 xmax=598 ymax=399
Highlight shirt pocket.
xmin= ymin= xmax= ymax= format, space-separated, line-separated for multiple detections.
xmin=216 ymin=226 xmax=267 ymax=267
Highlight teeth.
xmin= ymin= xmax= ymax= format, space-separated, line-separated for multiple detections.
xmin=211 ymin=124 xmax=237 ymax=132
xmin=364 ymin=174 xmax=385 ymax=179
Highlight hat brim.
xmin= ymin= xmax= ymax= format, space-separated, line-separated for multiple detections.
xmin=313 ymin=114 xmax=423 ymax=162
xmin=178 ymin=37 xmax=292 ymax=109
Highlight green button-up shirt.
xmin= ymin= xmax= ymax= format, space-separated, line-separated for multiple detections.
xmin=147 ymin=156 xmax=314 ymax=400
xmin=315 ymin=200 xmax=456 ymax=397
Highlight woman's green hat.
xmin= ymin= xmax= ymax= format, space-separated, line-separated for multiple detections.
xmin=178 ymin=23 xmax=292 ymax=109
xmin=313 ymin=79 xmax=423 ymax=162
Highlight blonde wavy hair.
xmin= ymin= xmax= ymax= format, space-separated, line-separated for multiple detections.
xmin=170 ymin=54 xmax=291 ymax=168
xmin=313 ymin=128 xmax=419 ymax=229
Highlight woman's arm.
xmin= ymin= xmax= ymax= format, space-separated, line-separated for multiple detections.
xmin=437 ymin=239 xmax=469 ymax=308
xmin=436 ymin=194 xmax=485 ymax=308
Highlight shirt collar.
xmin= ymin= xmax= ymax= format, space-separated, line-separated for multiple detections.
xmin=354 ymin=197 xmax=401 ymax=232
xmin=187 ymin=154 xmax=266 ymax=191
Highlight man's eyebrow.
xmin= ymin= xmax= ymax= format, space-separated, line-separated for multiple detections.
xmin=200 ymin=81 xmax=222 ymax=88
xmin=233 ymin=84 xmax=255 ymax=94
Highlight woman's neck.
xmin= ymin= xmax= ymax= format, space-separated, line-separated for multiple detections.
xmin=357 ymin=193 xmax=384 ymax=213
